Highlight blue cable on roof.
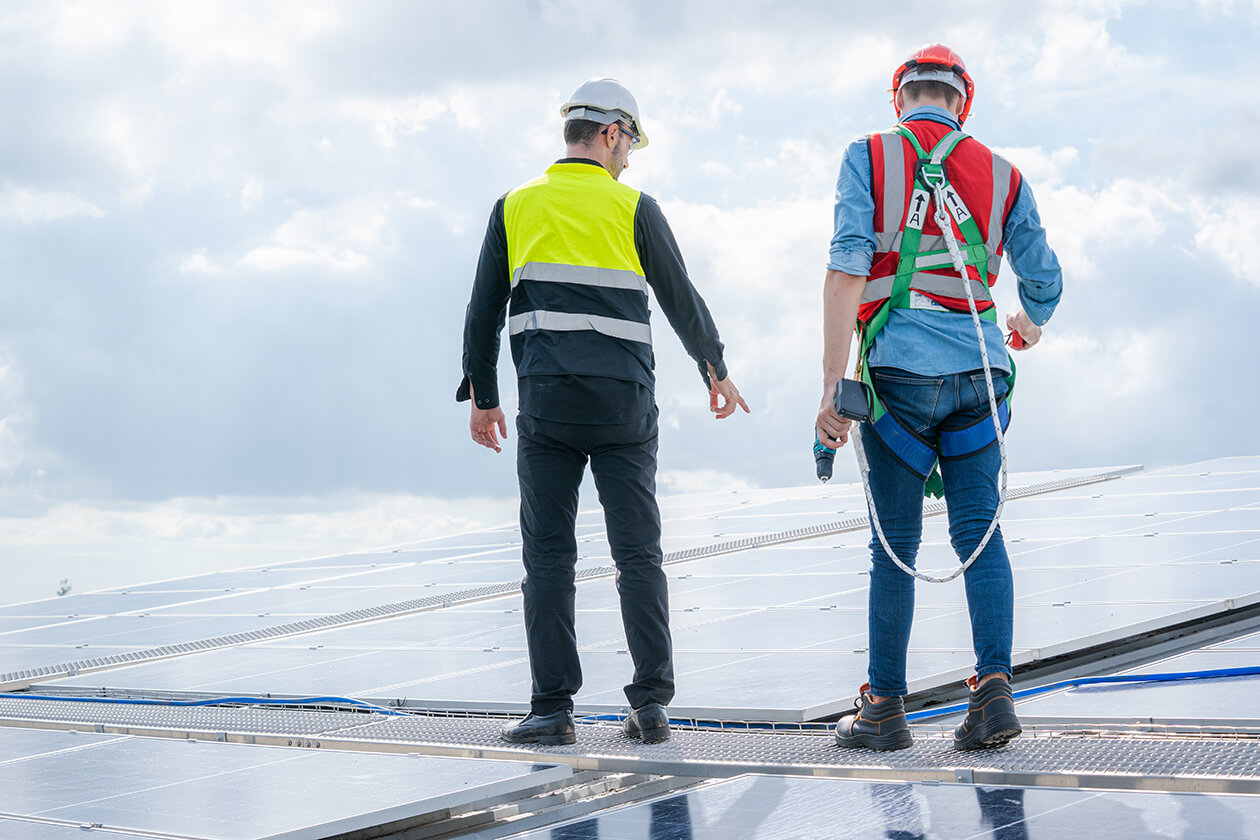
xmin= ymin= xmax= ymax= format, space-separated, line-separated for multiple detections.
xmin=8 ymin=665 xmax=1258 ymax=727
xmin=8 ymin=693 xmax=408 ymax=717
xmin=907 ymin=665 xmax=1260 ymax=722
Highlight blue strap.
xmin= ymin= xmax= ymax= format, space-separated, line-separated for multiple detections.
xmin=870 ymin=412 xmax=938 ymax=481
xmin=939 ymin=397 xmax=1010 ymax=459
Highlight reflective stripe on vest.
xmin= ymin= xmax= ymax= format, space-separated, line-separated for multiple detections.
xmin=871 ymin=233 xmax=1005 ymax=274
xmin=511 ymin=261 xmax=649 ymax=293
xmin=862 ymin=271 xmax=993 ymax=304
xmin=509 ymin=310 xmax=652 ymax=345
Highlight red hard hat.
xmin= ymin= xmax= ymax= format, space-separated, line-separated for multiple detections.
xmin=892 ymin=44 xmax=975 ymax=125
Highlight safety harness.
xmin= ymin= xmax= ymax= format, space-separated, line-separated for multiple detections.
xmin=855 ymin=126 xmax=1014 ymax=499
xmin=850 ymin=125 xmax=1013 ymax=583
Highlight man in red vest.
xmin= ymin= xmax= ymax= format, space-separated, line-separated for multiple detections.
xmin=816 ymin=45 xmax=1063 ymax=751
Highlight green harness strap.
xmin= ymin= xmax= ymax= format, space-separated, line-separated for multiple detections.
xmin=856 ymin=126 xmax=1015 ymax=498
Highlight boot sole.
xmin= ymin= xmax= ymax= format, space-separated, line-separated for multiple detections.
xmin=954 ymin=715 xmax=1021 ymax=751
xmin=835 ymin=729 xmax=913 ymax=751
xmin=625 ymin=724 xmax=671 ymax=744
xmin=500 ymin=732 xmax=576 ymax=746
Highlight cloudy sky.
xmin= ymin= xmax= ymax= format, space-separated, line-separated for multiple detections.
xmin=0 ymin=0 xmax=1255 ymax=603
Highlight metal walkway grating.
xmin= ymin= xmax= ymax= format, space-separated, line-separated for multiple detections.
xmin=2 ymin=696 xmax=1256 ymax=795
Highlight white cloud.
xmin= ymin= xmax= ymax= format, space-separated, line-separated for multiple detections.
xmin=1029 ymin=176 xmax=1179 ymax=279
xmin=0 ymin=350 xmax=31 ymax=474
xmin=688 ymin=30 xmax=896 ymax=98
xmin=0 ymin=347 xmax=64 ymax=505
xmin=1008 ymin=323 xmax=1183 ymax=472
xmin=241 ymin=179 xmax=264 ymax=210
xmin=988 ymin=145 xmax=1178 ymax=281
xmin=339 ymin=95 xmax=449 ymax=149
xmin=0 ymin=184 xmax=104 ymax=223
xmin=699 ymin=161 xmax=733 ymax=177
xmin=397 ymin=193 xmax=437 ymax=210
xmin=240 ymin=199 xmax=393 ymax=272
xmin=991 ymin=146 xmax=1080 ymax=186
xmin=1031 ymin=10 xmax=1158 ymax=85
xmin=1190 ymin=196 xmax=1260 ymax=286
xmin=1193 ymin=0 xmax=1260 ymax=16
xmin=94 ymin=99 xmax=159 ymax=202
xmin=447 ymin=87 xmax=485 ymax=131
xmin=179 ymin=249 xmax=221 ymax=274
xmin=662 ymin=197 xmax=830 ymax=296
xmin=650 ymin=193 xmax=831 ymax=443
xmin=11 ymin=1 xmax=340 ymax=66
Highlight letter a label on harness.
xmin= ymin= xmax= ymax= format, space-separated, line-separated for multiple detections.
xmin=941 ymin=185 xmax=972 ymax=225
xmin=906 ymin=189 xmax=930 ymax=231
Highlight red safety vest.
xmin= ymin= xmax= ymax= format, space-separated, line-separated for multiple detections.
xmin=859 ymin=120 xmax=1021 ymax=324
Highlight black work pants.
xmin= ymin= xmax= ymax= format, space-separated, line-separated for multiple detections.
xmin=516 ymin=409 xmax=673 ymax=715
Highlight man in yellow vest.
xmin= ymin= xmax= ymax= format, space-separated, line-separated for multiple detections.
xmin=458 ymin=78 xmax=749 ymax=746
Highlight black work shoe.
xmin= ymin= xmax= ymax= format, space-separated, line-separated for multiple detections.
xmin=954 ymin=677 xmax=1022 ymax=750
xmin=834 ymin=686 xmax=913 ymax=751
xmin=622 ymin=702 xmax=671 ymax=743
xmin=500 ymin=710 xmax=576 ymax=745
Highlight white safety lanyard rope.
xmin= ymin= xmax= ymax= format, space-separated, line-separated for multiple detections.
xmin=850 ymin=180 xmax=1008 ymax=584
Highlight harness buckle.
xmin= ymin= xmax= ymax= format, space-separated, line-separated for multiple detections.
xmin=915 ymin=159 xmax=947 ymax=189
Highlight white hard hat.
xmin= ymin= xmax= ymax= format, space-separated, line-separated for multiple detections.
xmin=560 ymin=77 xmax=649 ymax=150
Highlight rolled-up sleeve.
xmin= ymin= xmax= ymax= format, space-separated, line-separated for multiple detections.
xmin=827 ymin=137 xmax=878 ymax=276
xmin=1002 ymin=179 xmax=1063 ymax=326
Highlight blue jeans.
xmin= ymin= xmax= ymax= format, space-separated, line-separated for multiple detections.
xmin=862 ymin=367 xmax=1013 ymax=697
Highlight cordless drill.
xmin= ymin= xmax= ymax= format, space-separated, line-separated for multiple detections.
xmin=814 ymin=379 xmax=871 ymax=482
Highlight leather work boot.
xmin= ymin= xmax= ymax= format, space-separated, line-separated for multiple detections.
xmin=953 ymin=676 xmax=1022 ymax=750
xmin=834 ymin=685 xmax=913 ymax=751
xmin=499 ymin=710 xmax=577 ymax=745
xmin=622 ymin=702 xmax=671 ymax=743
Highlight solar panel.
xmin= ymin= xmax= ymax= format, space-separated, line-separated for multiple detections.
xmin=1014 ymin=628 xmax=1260 ymax=725
xmin=0 ymin=819 xmax=120 ymax=839
xmin=0 ymin=726 xmax=569 ymax=840
xmin=503 ymin=774 xmax=1260 ymax=839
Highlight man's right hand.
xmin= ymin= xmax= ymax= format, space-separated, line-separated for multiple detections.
xmin=816 ymin=383 xmax=853 ymax=450
xmin=467 ymin=382 xmax=507 ymax=453
xmin=470 ymin=405 xmax=507 ymax=453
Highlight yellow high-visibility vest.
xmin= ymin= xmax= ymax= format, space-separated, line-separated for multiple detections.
xmin=503 ymin=162 xmax=654 ymax=385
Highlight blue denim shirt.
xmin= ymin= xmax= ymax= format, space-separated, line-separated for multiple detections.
xmin=828 ymin=106 xmax=1063 ymax=376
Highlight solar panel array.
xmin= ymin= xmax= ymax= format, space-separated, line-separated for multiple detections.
xmin=2 ymin=456 xmax=1258 ymax=838
xmin=7 ymin=460 xmax=1257 ymax=722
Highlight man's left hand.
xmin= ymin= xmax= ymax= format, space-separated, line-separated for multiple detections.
xmin=706 ymin=362 xmax=750 ymax=419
